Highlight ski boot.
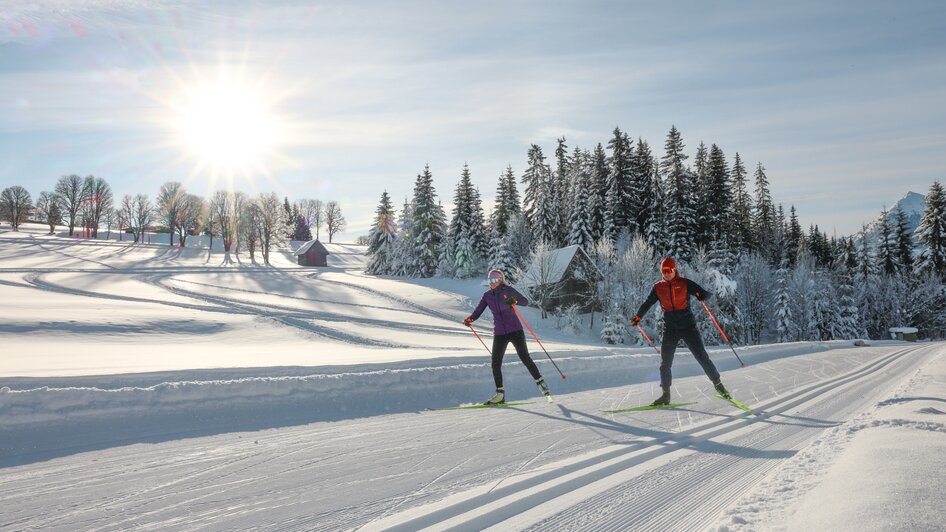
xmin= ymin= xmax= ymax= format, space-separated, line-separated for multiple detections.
xmin=651 ymin=387 xmax=671 ymax=406
xmin=714 ymin=380 xmax=731 ymax=399
xmin=485 ymin=387 xmax=505 ymax=405
xmin=536 ymin=378 xmax=552 ymax=402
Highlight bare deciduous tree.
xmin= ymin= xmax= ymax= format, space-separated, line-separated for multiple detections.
xmin=54 ymin=174 xmax=86 ymax=236
xmin=81 ymin=175 xmax=113 ymax=238
xmin=325 ymin=201 xmax=346 ymax=243
xmin=121 ymin=193 xmax=154 ymax=243
xmin=158 ymin=181 xmax=185 ymax=246
xmin=254 ymin=192 xmax=284 ymax=264
xmin=103 ymin=208 xmax=115 ymax=240
xmin=298 ymin=198 xmax=324 ymax=239
xmin=116 ymin=199 xmax=129 ymax=241
xmin=519 ymin=241 xmax=566 ymax=319
xmin=174 ymin=194 xmax=205 ymax=247
xmin=0 ymin=186 xmax=33 ymax=231
xmin=130 ymin=194 xmax=154 ymax=243
xmin=240 ymin=200 xmax=261 ymax=261
xmin=35 ymin=191 xmax=63 ymax=235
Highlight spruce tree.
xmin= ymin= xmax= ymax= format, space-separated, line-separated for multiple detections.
xmin=729 ymin=152 xmax=752 ymax=255
xmin=522 ymin=144 xmax=551 ymax=232
xmin=390 ymin=198 xmax=414 ymax=276
xmin=774 ymin=258 xmax=796 ymax=343
xmin=706 ymin=144 xmax=732 ymax=245
xmin=533 ymin=167 xmax=558 ymax=247
xmin=752 ymin=163 xmax=777 ymax=262
xmin=915 ymin=181 xmax=946 ymax=279
xmin=554 ymin=137 xmax=570 ymax=244
xmin=488 ymin=226 xmax=516 ymax=278
xmin=283 ymin=196 xmax=295 ymax=240
xmin=567 ymin=148 xmax=594 ymax=251
xmin=590 ymin=143 xmax=609 ymax=241
xmin=660 ymin=125 xmax=696 ymax=261
xmin=492 ymin=165 xmax=521 ymax=236
xmin=786 ymin=206 xmax=803 ymax=266
xmin=834 ymin=274 xmax=863 ymax=339
xmin=634 ymin=139 xmax=657 ymax=238
xmin=409 ymin=165 xmax=446 ymax=277
xmin=366 ymin=191 xmax=397 ymax=275
xmin=894 ymin=207 xmax=914 ymax=273
xmin=645 ymin=166 xmax=668 ymax=254
xmin=692 ymin=142 xmax=711 ymax=247
xmin=876 ymin=208 xmax=898 ymax=275
xmin=447 ymin=164 xmax=487 ymax=278
xmin=605 ymin=127 xmax=633 ymax=240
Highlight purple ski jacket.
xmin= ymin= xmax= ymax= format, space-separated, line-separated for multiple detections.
xmin=470 ymin=284 xmax=530 ymax=336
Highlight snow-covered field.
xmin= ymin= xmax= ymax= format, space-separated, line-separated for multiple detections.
xmin=2 ymin=224 xmax=944 ymax=531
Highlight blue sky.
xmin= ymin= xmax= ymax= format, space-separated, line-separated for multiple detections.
xmin=1 ymin=0 xmax=945 ymax=239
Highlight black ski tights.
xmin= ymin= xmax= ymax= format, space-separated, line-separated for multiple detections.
xmin=491 ymin=329 xmax=542 ymax=388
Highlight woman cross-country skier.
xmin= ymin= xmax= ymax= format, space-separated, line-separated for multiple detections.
xmin=464 ymin=269 xmax=551 ymax=404
xmin=631 ymin=257 xmax=730 ymax=406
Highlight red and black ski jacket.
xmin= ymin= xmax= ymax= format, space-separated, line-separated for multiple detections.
xmin=635 ymin=277 xmax=709 ymax=330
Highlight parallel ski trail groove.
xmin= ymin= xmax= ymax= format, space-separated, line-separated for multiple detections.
xmin=370 ymin=345 xmax=926 ymax=530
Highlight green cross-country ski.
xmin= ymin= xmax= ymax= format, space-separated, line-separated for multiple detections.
xmin=429 ymin=401 xmax=533 ymax=411
xmin=717 ymin=393 xmax=752 ymax=412
xmin=604 ymin=402 xmax=697 ymax=413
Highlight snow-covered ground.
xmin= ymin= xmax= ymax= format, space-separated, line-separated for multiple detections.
xmin=1 ymin=223 xmax=944 ymax=531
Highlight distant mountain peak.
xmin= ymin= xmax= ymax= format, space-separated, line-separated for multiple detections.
xmin=854 ymin=190 xmax=925 ymax=243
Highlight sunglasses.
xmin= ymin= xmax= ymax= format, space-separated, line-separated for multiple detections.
xmin=488 ymin=278 xmax=502 ymax=284
xmin=661 ymin=268 xmax=675 ymax=274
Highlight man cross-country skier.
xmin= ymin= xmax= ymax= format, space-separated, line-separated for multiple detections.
xmin=464 ymin=269 xmax=551 ymax=404
xmin=631 ymin=257 xmax=730 ymax=406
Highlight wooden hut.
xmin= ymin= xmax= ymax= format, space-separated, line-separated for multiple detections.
xmin=888 ymin=326 xmax=918 ymax=342
xmin=295 ymin=240 xmax=330 ymax=267
xmin=520 ymin=245 xmax=603 ymax=313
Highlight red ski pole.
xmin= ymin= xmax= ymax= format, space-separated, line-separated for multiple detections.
xmin=511 ymin=304 xmax=567 ymax=380
xmin=635 ymin=323 xmax=660 ymax=355
xmin=467 ymin=324 xmax=492 ymax=355
xmin=700 ymin=300 xmax=746 ymax=368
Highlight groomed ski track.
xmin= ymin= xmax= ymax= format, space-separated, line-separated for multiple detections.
xmin=2 ymin=343 xmax=938 ymax=531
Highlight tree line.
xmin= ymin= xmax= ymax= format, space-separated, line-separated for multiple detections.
xmin=0 ymin=177 xmax=347 ymax=264
xmin=364 ymin=125 xmax=946 ymax=341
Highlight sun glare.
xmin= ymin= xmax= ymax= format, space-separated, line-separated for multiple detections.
xmin=173 ymin=79 xmax=284 ymax=175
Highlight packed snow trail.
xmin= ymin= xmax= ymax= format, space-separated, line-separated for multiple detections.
xmin=1 ymin=343 xmax=938 ymax=531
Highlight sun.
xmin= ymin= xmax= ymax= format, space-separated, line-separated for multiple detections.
xmin=171 ymin=75 xmax=287 ymax=178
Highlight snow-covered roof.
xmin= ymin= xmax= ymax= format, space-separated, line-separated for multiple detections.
xmin=889 ymin=327 xmax=918 ymax=333
xmin=294 ymin=239 xmax=330 ymax=256
xmin=520 ymin=245 xmax=600 ymax=288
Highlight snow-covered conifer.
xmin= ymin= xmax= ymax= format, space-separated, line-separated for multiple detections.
xmin=661 ymin=126 xmax=696 ymax=261
xmin=521 ymin=144 xmax=548 ymax=229
xmin=590 ymin=143 xmax=609 ymax=241
xmin=633 ymin=139 xmax=657 ymax=238
xmin=876 ymin=208 xmax=898 ymax=275
xmin=730 ymin=153 xmax=753 ymax=255
xmin=408 ymin=165 xmax=446 ymax=277
xmin=915 ymin=181 xmax=946 ymax=279
xmin=365 ymin=191 xmax=397 ymax=275
xmin=774 ymin=257 xmax=797 ymax=343
xmin=567 ymin=148 xmax=594 ymax=251
xmin=752 ymin=163 xmax=777 ymax=263
xmin=894 ymin=207 xmax=914 ymax=274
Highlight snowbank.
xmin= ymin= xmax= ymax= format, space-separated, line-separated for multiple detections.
xmin=713 ymin=346 xmax=946 ymax=531
xmin=1 ymin=341 xmax=859 ymax=428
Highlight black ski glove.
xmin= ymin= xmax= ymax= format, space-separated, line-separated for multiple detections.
xmin=504 ymin=295 xmax=517 ymax=305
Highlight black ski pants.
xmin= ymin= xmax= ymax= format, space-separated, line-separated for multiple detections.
xmin=491 ymin=329 xmax=542 ymax=388
xmin=659 ymin=325 xmax=721 ymax=389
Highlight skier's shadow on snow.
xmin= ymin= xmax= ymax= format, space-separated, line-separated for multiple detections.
xmin=520 ymin=405 xmax=800 ymax=460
